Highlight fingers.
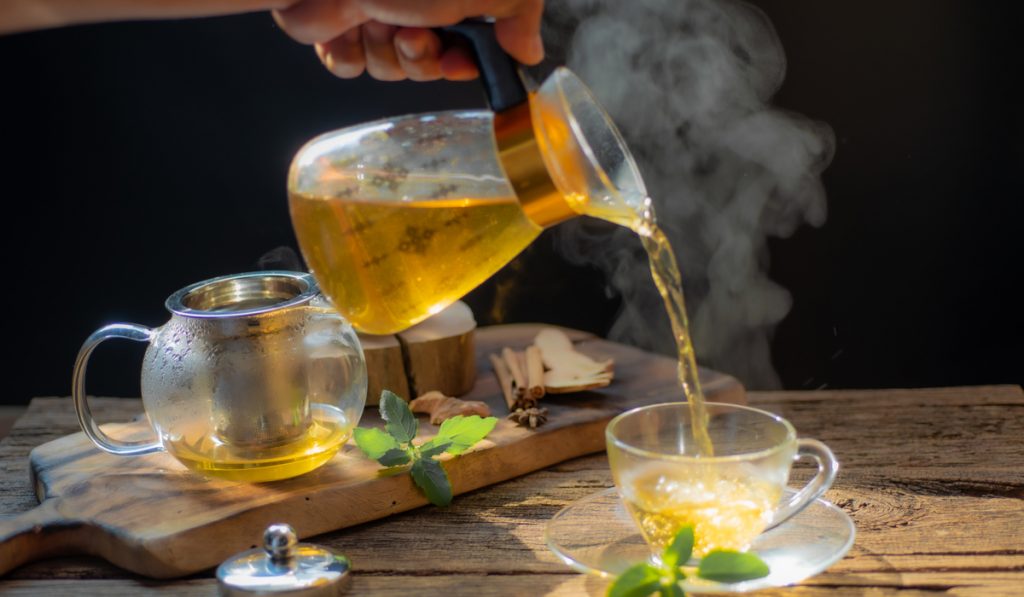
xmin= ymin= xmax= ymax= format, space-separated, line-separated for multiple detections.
xmin=273 ymin=0 xmax=360 ymax=45
xmin=358 ymin=0 xmax=546 ymax=65
xmin=494 ymin=0 xmax=545 ymax=65
xmin=275 ymin=0 xmax=546 ymax=81
xmin=313 ymin=25 xmax=473 ymax=82
xmin=394 ymin=28 xmax=443 ymax=81
xmin=362 ymin=22 xmax=405 ymax=80
xmin=315 ymin=28 xmax=366 ymax=78
xmin=439 ymin=46 xmax=479 ymax=81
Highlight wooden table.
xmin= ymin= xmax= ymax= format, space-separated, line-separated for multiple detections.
xmin=1 ymin=385 xmax=1021 ymax=595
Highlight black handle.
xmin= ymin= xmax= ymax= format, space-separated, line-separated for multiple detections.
xmin=439 ymin=20 xmax=528 ymax=113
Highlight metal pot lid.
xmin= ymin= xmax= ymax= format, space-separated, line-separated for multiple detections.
xmin=217 ymin=524 xmax=351 ymax=596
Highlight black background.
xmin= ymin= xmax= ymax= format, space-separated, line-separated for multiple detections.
xmin=0 ymin=1 xmax=1019 ymax=404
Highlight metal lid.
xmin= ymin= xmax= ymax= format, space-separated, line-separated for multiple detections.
xmin=217 ymin=524 xmax=351 ymax=596
xmin=167 ymin=271 xmax=320 ymax=320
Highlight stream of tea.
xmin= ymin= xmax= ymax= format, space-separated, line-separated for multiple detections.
xmin=592 ymin=201 xmax=715 ymax=457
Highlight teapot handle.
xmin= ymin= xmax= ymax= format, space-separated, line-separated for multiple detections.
xmin=440 ymin=20 xmax=528 ymax=113
xmin=72 ymin=323 xmax=162 ymax=456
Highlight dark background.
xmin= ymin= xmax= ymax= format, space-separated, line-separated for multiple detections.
xmin=0 ymin=1 xmax=1019 ymax=404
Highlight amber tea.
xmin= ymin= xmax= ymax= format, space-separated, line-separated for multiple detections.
xmin=621 ymin=463 xmax=780 ymax=557
xmin=164 ymin=404 xmax=353 ymax=482
xmin=290 ymin=192 xmax=542 ymax=335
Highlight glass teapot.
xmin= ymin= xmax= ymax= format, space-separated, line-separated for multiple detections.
xmin=72 ymin=272 xmax=367 ymax=482
xmin=288 ymin=22 xmax=650 ymax=335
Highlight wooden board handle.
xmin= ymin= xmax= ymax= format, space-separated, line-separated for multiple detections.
xmin=0 ymin=500 xmax=79 ymax=575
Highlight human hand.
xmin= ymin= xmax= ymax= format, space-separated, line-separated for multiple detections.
xmin=0 ymin=0 xmax=543 ymax=81
xmin=272 ymin=0 xmax=545 ymax=81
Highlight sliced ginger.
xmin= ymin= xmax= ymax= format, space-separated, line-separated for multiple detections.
xmin=533 ymin=328 xmax=614 ymax=394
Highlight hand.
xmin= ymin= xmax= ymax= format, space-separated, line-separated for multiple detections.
xmin=272 ymin=0 xmax=545 ymax=81
xmin=0 ymin=0 xmax=544 ymax=82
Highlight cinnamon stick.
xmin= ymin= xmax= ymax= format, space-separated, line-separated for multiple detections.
xmin=525 ymin=345 xmax=546 ymax=400
xmin=489 ymin=353 xmax=518 ymax=411
xmin=502 ymin=347 xmax=527 ymax=399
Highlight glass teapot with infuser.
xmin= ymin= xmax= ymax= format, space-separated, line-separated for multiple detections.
xmin=289 ymin=21 xmax=651 ymax=335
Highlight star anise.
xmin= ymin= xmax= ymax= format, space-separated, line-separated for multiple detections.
xmin=507 ymin=407 xmax=549 ymax=429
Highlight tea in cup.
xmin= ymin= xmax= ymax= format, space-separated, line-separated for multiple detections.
xmin=606 ymin=402 xmax=838 ymax=559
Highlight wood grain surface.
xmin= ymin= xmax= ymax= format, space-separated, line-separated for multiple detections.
xmin=0 ymin=374 xmax=1020 ymax=593
xmin=0 ymin=325 xmax=744 ymax=580
xmin=2 ymin=385 xmax=1015 ymax=593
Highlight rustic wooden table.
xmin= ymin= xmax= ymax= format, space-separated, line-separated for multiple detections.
xmin=1 ymin=385 xmax=1021 ymax=595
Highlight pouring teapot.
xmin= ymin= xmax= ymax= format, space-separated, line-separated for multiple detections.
xmin=289 ymin=21 xmax=650 ymax=335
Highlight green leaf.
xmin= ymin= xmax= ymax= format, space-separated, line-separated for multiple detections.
xmin=661 ymin=525 xmax=694 ymax=571
xmin=380 ymin=390 xmax=417 ymax=444
xmin=419 ymin=438 xmax=453 ymax=459
xmin=377 ymin=448 xmax=412 ymax=467
xmin=353 ymin=427 xmax=400 ymax=460
xmin=607 ymin=563 xmax=663 ymax=597
xmin=658 ymin=583 xmax=685 ymax=597
xmin=435 ymin=415 xmax=498 ymax=455
xmin=410 ymin=457 xmax=453 ymax=507
xmin=696 ymin=550 xmax=770 ymax=583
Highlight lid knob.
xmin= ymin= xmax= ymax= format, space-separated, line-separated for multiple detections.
xmin=264 ymin=524 xmax=298 ymax=563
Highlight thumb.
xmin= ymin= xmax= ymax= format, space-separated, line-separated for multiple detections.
xmin=493 ymin=0 xmax=544 ymax=65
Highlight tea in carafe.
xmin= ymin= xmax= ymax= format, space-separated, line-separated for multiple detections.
xmin=289 ymin=111 xmax=544 ymax=335
xmin=290 ymin=192 xmax=540 ymax=335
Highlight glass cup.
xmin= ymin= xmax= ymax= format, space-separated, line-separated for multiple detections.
xmin=606 ymin=402 xmax=838 ymax=560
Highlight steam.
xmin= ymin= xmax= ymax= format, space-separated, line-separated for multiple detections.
xmin=257 ymin=246 xmax=303 ymax=271
xmin=543 ymin=0 xmax=834 ymax=388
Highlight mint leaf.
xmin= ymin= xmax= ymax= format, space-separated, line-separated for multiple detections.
xmin=436 ymin=415 xmax=498 ymax=455
xmin=661 ymin=525 xmax=694 ymax=571
xmin=353 ymin=427 xmax=400 ymax=460
xmin=378 ymin=448 xmax=412 ymax=467
xmin=419 ymin=438 xmax=453 ymax=459
xmin=607 ymin=563 xmax=662 ymax=597
xmin=410 ymin=457 xmax=452 ymax=506
xmin=696 ymin=550 xmax=770 ymax=583
xmin=380 ymin=390 xmax=417 ymax=444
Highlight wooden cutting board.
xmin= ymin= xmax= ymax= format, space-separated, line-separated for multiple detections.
xmin=0 ymin=325 xmax=743 ymax=579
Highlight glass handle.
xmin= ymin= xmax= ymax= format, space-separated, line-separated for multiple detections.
xmin=768 ymin=439 xmax=839 ymax=529
xmin=72 ymin=323 xmax=162 ymax=456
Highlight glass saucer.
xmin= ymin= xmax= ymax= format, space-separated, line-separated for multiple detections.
xmin=545 ymin=487 xmax=855 ymax=593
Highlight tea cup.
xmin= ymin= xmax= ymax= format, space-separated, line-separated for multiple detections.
xmin=606 ymin=402 xmax=838 ymax=559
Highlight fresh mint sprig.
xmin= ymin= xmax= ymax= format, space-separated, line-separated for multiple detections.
xmin=608 ymin=526 xmax=770 ymax=597
xmin=353 ymin=390 xmax=497 ymax=506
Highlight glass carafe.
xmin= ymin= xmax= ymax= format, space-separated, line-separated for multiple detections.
xmin=289 ymin=23 xmax=648 ymax=335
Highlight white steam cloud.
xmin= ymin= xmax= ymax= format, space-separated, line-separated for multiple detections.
xmin=543 ymin=0 xmax=835 ymax=389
